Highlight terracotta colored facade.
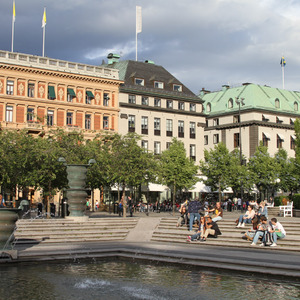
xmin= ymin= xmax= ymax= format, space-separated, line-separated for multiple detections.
xmin=0 ymin=51 xmax=122 ymax=140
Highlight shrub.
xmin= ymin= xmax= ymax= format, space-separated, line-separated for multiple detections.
xmin=292 ymin=194 xmax=300 ymax=209
xmin=274 ymin=196 xmax=290 ymax=206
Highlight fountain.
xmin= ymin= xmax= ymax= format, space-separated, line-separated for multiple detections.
xmin=0 ymin=208 xmax=20 ymax=260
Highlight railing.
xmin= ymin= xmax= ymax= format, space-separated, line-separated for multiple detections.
xmin=0 ymin=50 xmax=119 ymax=80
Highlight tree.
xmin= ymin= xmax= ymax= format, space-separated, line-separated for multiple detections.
xmin=248 ymin=142 xmax=278 ymax=200
xmin=199 ymin=143 xmax=233 ymax=201
xmin=159 ymin=138 xmax=198 ymax=216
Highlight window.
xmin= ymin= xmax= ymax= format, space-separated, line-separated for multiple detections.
xmin=178 ymin=102 xmax=184 ymax=110
xmin=154 ymin=118 xmax=161 ymax=136
xmin=178 ymin=120 xmax=184 ymax=138
xmin=6 ymin=105 xmax=13 ymax=122
xmin=28 ymin=83 xmax=35 ymax=97
xmin=66 ymin=112 xmax=73 ymax=125
xmin=262 ymin=114 xmax=269 ymax=122
xmin=85 ymin=114 xmax=91 ymax=129
xmin=190 ymin=122 xmax=196 ymax=139
xmin=234 ymin=133 xmax=240 ymax=148
xmin=103 ymin=116 xmax=109 ymax=129
xmin=166 ymin=142 xmax=171 ymax=149
xmin=166 ymin=119 xmax=173 ymax=137
xmin=154 ymin=142 xmax=161 ymax=154
xmin=67 ymin=88 xmax=76 ymax=102
xmin=228 ymin=98 xmax=233 ymax=108
xmin=129 ymin=95 xmax=136 ymax=104
xmin=213 ymin=118 xmax=219 ymax=126
xmin=142 ymin=96 xmax=148 ymax=105
xmin=277 ymin=134 xmax=284 ymax=148
xmin=154 ymin=81 xmax=164 ymax=89
xmin=204 ymin=135 xmax=208 ymax=145
xmin=275 ymin=98 xmax=280 ymax=108
xmin=141 ymin=116 xmax=148 ymax=134
xmin=27 ymin=107 xmax=34 ymax=122
xmin=291 ymin=136 xmax=296 ymax=150
xmin=262 ymin=133 xmax=270 ymax=147
xmin=294 ymin=102 xmax=299 ymax=111
xmin=48 ymin=86 xmax=56 ymax=100
xmin=154 ymin=98 xmax=161 ymax=107
xmin=213 ymin=134 xmax=219 ymax=144
xmin=167 ymin=100 xmax=173 ymax=109
xmin=103 ymin=93 xmax=110 ymax=106
xmin=190 ymin=145 xmax=196 ymax=161
xmin=290 ymin=118 xmax=295 ymax=125
xmin=6 ymin=80 xmax=14 ymax=95
xmin=86 ymin=91 xmax=94 ymax=104
xmin=190 ymin=103 xmax=196 ymax=112
xmin=141 ymin=140 xmax=148 ymax=151
xmin=276 ymin=117 xmax=283 ymax=124
xmin=47 ymin=110 xmax=54 ymax=126
xmin=233 ymin=115 xmax=240 ymax=123
xmin=128 ymin=115 xmax=135 ymax=132
xmin=173 ymin=84 xmax=182 ymax=92
xmin=206 ymin=103 xmax=211 ymax=112
xmin=135 ymin=78 xmax=144 ymax=86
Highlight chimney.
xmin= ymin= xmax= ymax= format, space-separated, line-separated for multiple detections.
xmin=222 ymin=85 xmax=230 ymax=91
xmin=199 ymin=87 xmax=210 ymax=97
xmin=107 ymin=53 xmax=120 ymax=64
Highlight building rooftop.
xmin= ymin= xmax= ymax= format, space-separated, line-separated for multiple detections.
xmin=0 ymin=50 xmax=119 ymax=80
xmin=201 ymin=83 xmax=300 ymax=116
xmin=104 ymin=57 xmax=203 ymax=102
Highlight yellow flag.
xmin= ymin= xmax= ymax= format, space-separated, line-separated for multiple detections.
xmin=13 ymin=1 xmax=16 ymax=23
xmin=42 ymin=8 xmax=46 ymax=28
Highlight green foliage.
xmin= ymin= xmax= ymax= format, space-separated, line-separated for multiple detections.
xmin=292 ymin=194 xmax=300 ymax=209
xmin=274 ymin=195 xmax=289 ymax=206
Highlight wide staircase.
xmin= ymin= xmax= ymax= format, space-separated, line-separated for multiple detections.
xmin=151 ymin=217 xmax=300 ymax=252
xmin=14 ymin=218 xmax=138 ymax=245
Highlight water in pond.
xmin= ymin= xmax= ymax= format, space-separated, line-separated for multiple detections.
xmin=1 ymin=259 xmax=299 ymax=300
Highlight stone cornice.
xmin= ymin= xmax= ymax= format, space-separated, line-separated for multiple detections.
xmin=119 ymin=102 xmax=206 ymax=117
xmin=0 ymin=64 xmax=123 ymax=86
xmin=205 ymin=120 xmax=295 ymax=131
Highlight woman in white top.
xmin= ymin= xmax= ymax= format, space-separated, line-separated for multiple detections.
xmin=236 ymin=205 xmax=255 ymax=227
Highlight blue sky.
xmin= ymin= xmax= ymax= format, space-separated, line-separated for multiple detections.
xmin=1 ymin=0 xmax=300 ymax=94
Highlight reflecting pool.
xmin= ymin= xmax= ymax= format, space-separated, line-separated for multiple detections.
xmin=1 ymin=259 xmax=300 ymax=300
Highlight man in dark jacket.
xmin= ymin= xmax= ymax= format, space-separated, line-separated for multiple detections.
xmin=200 ymin=216 xmax=222 ymax=241
xmin=188 ymin=198 xmax=202 ymax=231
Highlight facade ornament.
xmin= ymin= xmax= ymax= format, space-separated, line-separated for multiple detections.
xmin=18 ymin=83 xmax=24 ymax=95
xmin=58 ymin=88 xmax=64 ymax=100
xmin=39 ymin=85 xmax=45 ymax=98
xmin=0 ymin=80 xmax=3 ymax=93
xmin=77 ymin=90 xmax=83 ymax=103
xmin=95 ymin=93 xmax=100 ymax=105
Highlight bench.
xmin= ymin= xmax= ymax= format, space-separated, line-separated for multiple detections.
xmin=279 ymin=201 xmax=293 ymax=217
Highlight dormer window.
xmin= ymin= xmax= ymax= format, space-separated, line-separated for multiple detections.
xmin=206 ymin=103 xmax=211 ymax=112
xmin=275 ymin=98 xmax=280 ymax=108
xmin=294 ymin=101 xmax=298 ymax=111
xmin=154 ymin=81 xmax=164 ymax=89
xmin=135 ymin=78 xmax=144 ymax=86
xmin=228 ymin=98 xmax=233 ymax=108
xmin=173 ymin=84 xmax=182 ymax=92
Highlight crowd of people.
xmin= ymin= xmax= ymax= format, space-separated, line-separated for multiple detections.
xmin=177 ymin=197 xmax=286 ymax=248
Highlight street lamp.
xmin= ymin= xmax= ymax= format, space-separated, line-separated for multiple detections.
xmin=235 ymin=97 xmax=245 ymax=210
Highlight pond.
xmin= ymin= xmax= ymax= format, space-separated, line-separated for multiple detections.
xmin=1 ymin=259 xmax=299 ymax=300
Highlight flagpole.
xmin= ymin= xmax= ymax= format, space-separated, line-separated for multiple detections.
xmin=11 ymin=0 xmax=15 ymax=52
xmin=42 ymin=7 xmax=46 ymax=57
xmin=282 ymin=64 xmax=284 ymax=89
xmin=136 ymin=6 xmax=142 ymax=61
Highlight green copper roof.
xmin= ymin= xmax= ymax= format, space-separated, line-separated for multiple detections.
xmin=201 ymin=83 xmax=300 ymax=116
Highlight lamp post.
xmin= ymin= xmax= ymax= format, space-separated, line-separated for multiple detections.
xmin=235 ymin=97 xmax=245 ymax=211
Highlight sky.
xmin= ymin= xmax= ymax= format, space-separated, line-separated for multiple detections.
xmin=1 ymin=0 xmax=300 ymax=94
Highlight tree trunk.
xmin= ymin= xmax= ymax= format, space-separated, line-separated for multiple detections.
xmin=218 ymin=178 xmax=222 ymax=202
xmin=122 ymin=182 xmax=126 ymax=218
xmin=172 ymin=184 xmax=176 ymax=216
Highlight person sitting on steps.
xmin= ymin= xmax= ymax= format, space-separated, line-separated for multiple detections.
xmin=268 ymin=217 xmax=286 ymax=247
xmin=187 ymin=216 xmax=206 ymax=242
xmin=236 ymin=205 xmax=255 ymax=227
xmin=200 ymin=216 xmax=222 ymax=242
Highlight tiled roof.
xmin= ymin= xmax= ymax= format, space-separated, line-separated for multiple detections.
xmin=202 ymin=83 xmax=300 ymax=116
xmin=105 ymin=60 xmax=202 ymax=102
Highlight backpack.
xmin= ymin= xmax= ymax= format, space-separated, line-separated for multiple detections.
xmin=264 ymin=231 xmax=273 ymax=246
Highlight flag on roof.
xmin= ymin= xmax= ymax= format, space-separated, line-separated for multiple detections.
xmin=13 ymin=1 xmax=16 ymax=23
xmin=42 ymin=8 xmax=46 ymax=28
xmin=280 ymin=56 xmax=286 ymax=67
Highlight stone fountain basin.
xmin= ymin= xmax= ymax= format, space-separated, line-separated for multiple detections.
xmin=0 ymin=208 xmax=20 ymax=249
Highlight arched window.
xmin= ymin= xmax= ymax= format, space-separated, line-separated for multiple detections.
xmin=206 ymin=103 xmax=211 ymax=112
xmin=294 ymin=101 xmax=298 ymax=111
xmin=275 ymin=98 xmax=280 ymax=108
xmin=228 ymin=98 xmax=233 ymax=108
